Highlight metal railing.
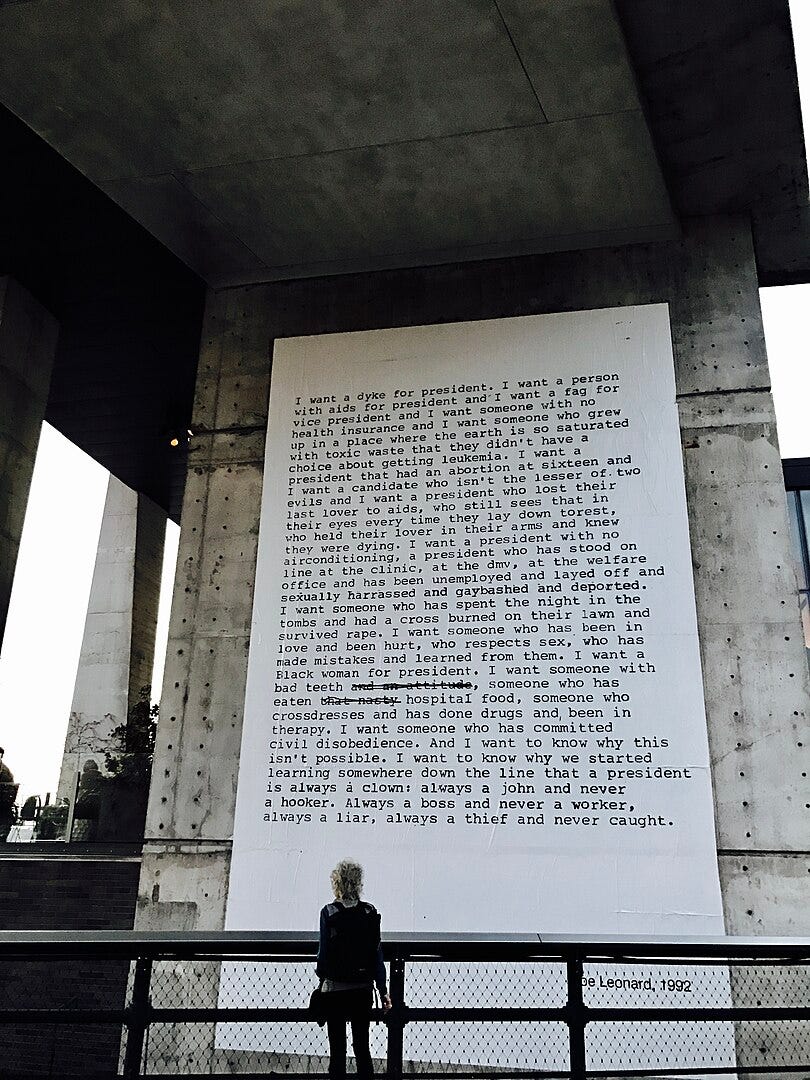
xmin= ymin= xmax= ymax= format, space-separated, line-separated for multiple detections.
xmin=0 ymin=930 xmax=809 ymax=1078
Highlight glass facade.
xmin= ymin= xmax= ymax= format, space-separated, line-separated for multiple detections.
xmin=783 ymin=460 xmax=810 ymax=668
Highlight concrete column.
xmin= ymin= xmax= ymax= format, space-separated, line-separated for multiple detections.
xmin=137 ymin=285 xmax=272 ymax=926
xmin=653 ymin=220 xmax=810 ymax=933
xmin=58 ymin=476 xmax=166 ymax=839
xmin=131 ymin=288 xmax=272 ymax=1072
xmin=137 ymin=217 xmax=810 ymax=941
xmin=0 ymin=276 xmax=58 ymax=648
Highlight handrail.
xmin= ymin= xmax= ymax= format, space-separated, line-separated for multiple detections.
xmin=1 ymin=932 xmax=809 ymax=1078
xmin=0 ymin=928 xmax=809 ymax=957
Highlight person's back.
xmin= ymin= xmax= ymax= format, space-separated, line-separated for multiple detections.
xmin=321 ymin=900 xmax=381 ymax=986
xmin=317 ymin=860 xmax=391 ymax=1079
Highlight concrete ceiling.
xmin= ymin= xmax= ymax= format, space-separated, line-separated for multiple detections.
xmin=0 ymin=0 xmax=677 ymax=287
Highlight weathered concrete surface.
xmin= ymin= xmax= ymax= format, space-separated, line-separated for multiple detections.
xmin=0 ymin=277 xmax=57 ymax=649
xmin=137 ymin=287 xmax=272 ymax=935
xmin=723 ymin=852 xmax=810 ymax=1073
xmin=138 ymin=217 xmax=810 ymax=960
xmin=134 ymin=288 xmax=273 ymax=1073
xmin=680 ymin=392 xmax=809 ymax=852
xmin=0 ymin=0 xmax=674 ymax=286
xmin=131 ymin=492 xmax=168 ymax=707
xmin=58 ymin=476 xmax=165 ymax=804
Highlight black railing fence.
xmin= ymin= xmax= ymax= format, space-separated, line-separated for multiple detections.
xmin=0 ymin=931 xmax=808 ymax=1078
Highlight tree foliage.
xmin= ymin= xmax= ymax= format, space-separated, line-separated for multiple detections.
xmin=103 ymin=685 xmax=158 ymax=785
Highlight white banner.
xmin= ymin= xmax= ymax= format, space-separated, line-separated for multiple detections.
xmin=222 ymin=305 xmax=730 ymax=1068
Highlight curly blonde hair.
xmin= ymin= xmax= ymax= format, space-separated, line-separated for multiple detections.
xmin=330 ymin=858 xmax=363 ymax=902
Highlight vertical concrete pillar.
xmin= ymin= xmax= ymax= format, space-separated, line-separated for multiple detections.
xmin=663 ymin=221 xmax=810 ymax=936
xmin=137 ymin=285 xmax=272 ymax=927
xmin=0 ymin=276 xmax=58 ymax=648
xmin=133 ymin=287 xmax=272 ymax=1072
xmin=58 ymin=476 xmax=166 ymax=833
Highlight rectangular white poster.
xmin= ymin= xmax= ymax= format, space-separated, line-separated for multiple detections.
xmin=222 ymin=305 xmax=730 ymax=1067
xmin=228 ymin=303 xmax=723 ymax=934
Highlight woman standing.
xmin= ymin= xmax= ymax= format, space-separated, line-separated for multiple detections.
xmin=317 ymin=859 xmax=392 ymax=1079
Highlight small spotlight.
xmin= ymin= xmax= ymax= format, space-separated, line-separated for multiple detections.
xmin=169 ymin=437 xmax=180 ymax=447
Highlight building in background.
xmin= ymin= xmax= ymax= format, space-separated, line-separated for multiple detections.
xmin=784 ymin=457 xmax=810 ymax=669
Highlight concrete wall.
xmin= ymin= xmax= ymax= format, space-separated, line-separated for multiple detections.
xmin=137 ymin=214 xmax=810 ymax=938
xmin=0 ymin=276 xmax=57 ymax=649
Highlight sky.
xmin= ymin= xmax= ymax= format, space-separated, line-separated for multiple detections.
xmin=0 ymin=2 xmax=809 ymax=805
xmin=0 ymin=428 xmax=180 ymax=805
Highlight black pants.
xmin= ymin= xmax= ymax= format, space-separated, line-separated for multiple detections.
xmin=324 ymin=987 xmax=374 ymax=1079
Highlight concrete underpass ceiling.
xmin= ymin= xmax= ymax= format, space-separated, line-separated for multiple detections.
xmin=0 ymin=0 xmax=678 ymax=288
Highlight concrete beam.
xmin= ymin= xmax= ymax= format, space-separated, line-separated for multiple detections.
xmin=0 ymin=276 xmax=57 ymax=649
